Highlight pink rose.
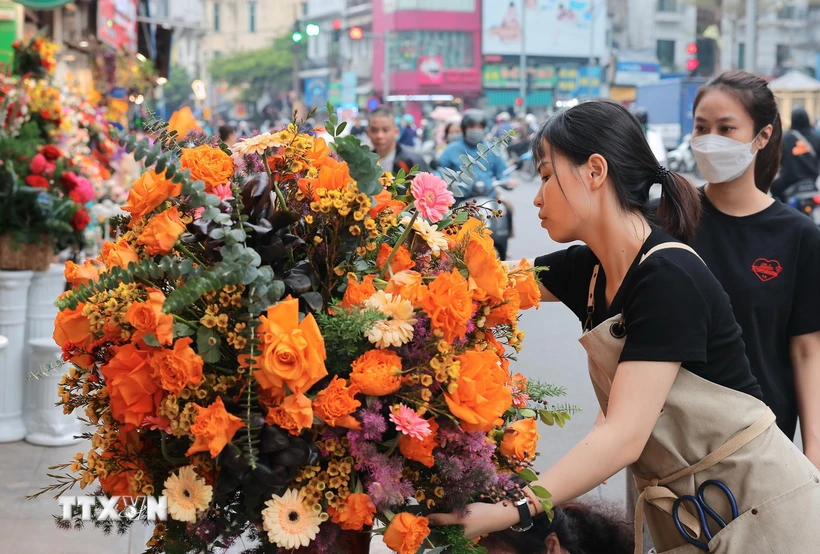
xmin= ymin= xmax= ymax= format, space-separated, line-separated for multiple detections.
xmin=29 ymin=153 xmax=47 ymax=175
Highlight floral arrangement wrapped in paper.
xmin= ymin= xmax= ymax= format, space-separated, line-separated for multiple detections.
xmin=40 ymin=107 xmax=575 ymax=554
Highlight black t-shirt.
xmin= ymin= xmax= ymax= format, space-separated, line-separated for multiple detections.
xmin=770 ymin=128 xmax=820 ymax=201
xmin=534 ymin=228 xmax=763 ymax=400
xmin=693 ymin=193 xmax=820 ymax=438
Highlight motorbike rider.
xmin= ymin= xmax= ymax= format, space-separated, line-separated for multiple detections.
xmin=771 ymin=106 xmax=820 ymax=202
xmin=438 ymin=109 xmax=509 ymax=198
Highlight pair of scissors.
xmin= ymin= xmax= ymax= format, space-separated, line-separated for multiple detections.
xmin=672 ymin=479 xmax=739 ymax=551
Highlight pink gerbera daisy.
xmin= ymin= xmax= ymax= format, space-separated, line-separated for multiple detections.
xmin=389 ymin=403 xmax=431 ymax=440
xmin=410 ymin=172 xmax=454 ymax=223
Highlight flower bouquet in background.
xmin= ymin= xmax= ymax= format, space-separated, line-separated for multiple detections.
xmin=11 ymin=32 xmax=58 ymax=80
xmin=36 ymin=104 xmax=577 ymax=554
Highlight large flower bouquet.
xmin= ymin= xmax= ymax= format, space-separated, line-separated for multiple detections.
xmin=41 ymin=108 xmax=574 ymax=553
xmin=11 ymin=32 xmax=58 ymax=80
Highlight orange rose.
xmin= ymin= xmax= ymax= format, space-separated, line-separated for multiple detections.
xmin=54 ymin=302 xmax=94 ymax=350
xmin=420 ymin=269 xmax=473 ymax=343
xmin=349 ymin=350 xmax=403 ymax=396
xmin=64 ymin=259 xmax=101 ymax=287
xmin=465 ymin=239 xmax=506 ymax=304
xmin=445 ymin=350 xmax=513 ymax=432
xmin=305 ymin=136 xmax=331 ymax=167
xmin=298 ymin=157 xmax=353 ymax=200
xmin=179 ymin=145 xmax=234 ymax=193
xmin=451 ymin=217 xmax=494 ymax=251
xmin=167 ymin=106 xmax=200 ymax=140
xmin=398 ymin=418 xmax=439 ymax=468
xmin=100 ymin=237 xmax=139 ymax=269
xmin=122 ymin=169 xmax=181 ymax=224
xmin=137 ymin=206 xmax=186 ymax=255
xmin=150 ymin=337 xmax=204 ymax=395
xmin=511 ymin=258 xmax=541 ymax=310
xmin=485 ymin=285 xmax=520 ymax=328
xmin=254 ymin=297 xmax=328 ymax=394
xmin=265 ymin=392 xmax=314 ymax=435
xmin=376 ymin=243 xmax=415 ymax=274
xmin=330 ymin=492 xmax=377 ymax=531
xmin=101 ymin=344 xmax=163 ymax=430
xmin=385 ymin=270 xmax=427 ymax=307
xmin=313 ymin=376 xmax=361 ymax=429
xmin=341 ymin=274 xmax=377 ymax=309
xmin=126 ymin=288 xmax=174 ymax=346
xmin=383 ymin=512 xmax=430 ymax=554
xmin=186 ymin=396 xmax=245 ymax=457
xmin=369 ymin=189 xmax=393 ymax=218
xmin=499 ymin=417 xmax=539 ymax=463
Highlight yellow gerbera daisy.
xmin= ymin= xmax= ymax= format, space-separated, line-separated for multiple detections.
xmin=231 ymin=132 xmax=284 ymax=156
xmin=163 ymin=466 xmax=213 ymax=523
xmin=261 ymin=488 xmax=322 ymax=549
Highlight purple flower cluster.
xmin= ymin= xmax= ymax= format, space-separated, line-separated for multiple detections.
xmin=433 ymin=423 xmax=500 ymax=511
xmin=396 ymin=315 xmax=435 ymax=367
xmin=235 ymin=153 xmax=264 ymax=175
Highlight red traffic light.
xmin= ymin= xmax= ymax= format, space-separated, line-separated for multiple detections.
xmin=515 ymin=97 xmax=523 ymax=106
xmin=686 ymin=58 xmax=700 ymax=71
xmin=332 ymin=19 xmax=342 ymax=30
xmin=685 ymin=42 xmax=698 ymax=55
xmin=349 ymin=27 xmax=363 ymax=40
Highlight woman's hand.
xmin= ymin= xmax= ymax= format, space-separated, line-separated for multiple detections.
xmin=428 ymin=500 xmax=521 ymax=539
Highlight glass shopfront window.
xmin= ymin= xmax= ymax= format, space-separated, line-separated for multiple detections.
xmin=390 ymin=31 xmax=474 ymax=72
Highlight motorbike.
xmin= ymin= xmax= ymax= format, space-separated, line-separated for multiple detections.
xmin=667 ymin=133 xmax=698 ymax=175
xmin=784 ymin=179 xmax=820 ymax=226
xmin=507 ymin=142 xmax=538 ymax=180
xmin=454 ymin=173 xmax=515 ymax=260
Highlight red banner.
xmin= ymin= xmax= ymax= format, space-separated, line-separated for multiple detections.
xmin=418 ymin=56 xmax=443 ymax=86
xmin=97 ymin=0 xmax=138 ymax=53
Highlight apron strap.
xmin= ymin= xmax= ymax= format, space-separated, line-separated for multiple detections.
xmin=583 ymin=264 xmax=600 ymax=333
xmin=639 ymin=242 xmax=704 ymax=265
xmin=632 ymin=408 xmax=777 ymax=554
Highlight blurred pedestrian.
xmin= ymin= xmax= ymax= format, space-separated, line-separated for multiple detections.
xmin=771 ymin=106 xmax=820 ymax=202
xmin=398 ymin=114 xmax=417 ymax=148
xmin=218 ymin=124 xmax=237 ymax=145
xmin=366 ymin=107 xmax=429 ymax=176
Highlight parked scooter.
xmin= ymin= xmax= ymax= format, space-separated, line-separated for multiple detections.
xmin=784 ymin=179 xmax=820 ymax=226
xmin=667 ymin=133 xmax=698 ymax=174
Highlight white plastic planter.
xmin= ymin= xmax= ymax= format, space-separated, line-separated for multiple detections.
xmin=0 ymin=270 xmax=33 ymax=442
xmin=25 ymin=262 xmax=66 ymax=344
xmin=24 ymin=338 xmax=82 ymax=446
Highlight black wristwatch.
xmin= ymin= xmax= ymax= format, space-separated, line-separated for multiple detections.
xmin=509 ymin=497 xmax=534 ymax=532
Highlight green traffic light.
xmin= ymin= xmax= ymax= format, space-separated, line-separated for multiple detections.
xmin=305 ymin=23 xmax=320 ymax=37
xmin=292 ymin=31 xmax=303 ymax=42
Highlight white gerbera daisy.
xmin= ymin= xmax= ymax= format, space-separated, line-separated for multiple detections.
xmin=261 ymin=489 xmax=322 ymax=549
xmin=364 ymin=291 xmax=417 ymax=348
xmin=162 ymin=466 xmax=213 ymax=523
xmin=401 ymin=216 xmax=449 ymax=254
xmin=231 ymin=132 xmax=284 ymax=156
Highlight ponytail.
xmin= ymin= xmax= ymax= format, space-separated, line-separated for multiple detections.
xmin=656 ymin=170 xmax=702 ymax=245
xmin=694 ymin=71 xmax=783 ymax=193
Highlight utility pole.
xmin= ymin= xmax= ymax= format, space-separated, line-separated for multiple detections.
xmin=519 ymin=0 xmax=527 ymax=114
xmin=383 ymin=32 xmax=390 ymax=103
xmin=745 ymin=0 xmax=757 ymax=73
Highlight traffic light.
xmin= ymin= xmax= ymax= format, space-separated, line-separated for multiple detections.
xmin=686 ymin=58 xmax=699 ymax=71
xmin=349 ymin=27 xmax=363 ymax=40
xmin=306 ymin=23 xmax=320 ymax=37
xmin=332 ymin=19 xmax=342 ymax=42
xmin=525 ymin=71 xmax=534 ymax=94
xmin=292 ymin=22 xmax=303 ymax=42
xmin=685 ymin=42 xmax=697 ymax=55
xmin=685 ymin=42 xmax=699 ymax=74
xmin=696 ymin=38 xmax=717 ymax=76
xmin=515 ymin=97 xmax=523 ymax=106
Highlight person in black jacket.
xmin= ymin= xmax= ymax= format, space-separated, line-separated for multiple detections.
xmin=771 ymin=107 xmax=820 ymax=201
xmin=366 ymin=107 xmax=429 ymax=176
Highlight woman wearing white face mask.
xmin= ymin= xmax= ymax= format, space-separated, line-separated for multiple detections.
xmin=689 ymin=71 xmax=820 ymax=469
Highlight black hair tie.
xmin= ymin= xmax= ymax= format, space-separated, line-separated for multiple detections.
xmin=655 ymin=166 xmax=670 ymax=182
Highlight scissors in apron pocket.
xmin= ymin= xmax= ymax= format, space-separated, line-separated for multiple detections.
xmin=672 ymin=479 xmax=739 ymax=551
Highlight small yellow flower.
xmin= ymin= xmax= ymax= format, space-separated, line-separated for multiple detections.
xmin=305 ymin=215 xmax=314 ymax=224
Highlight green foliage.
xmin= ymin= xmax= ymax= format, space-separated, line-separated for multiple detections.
xmin=427 ymin=525 xmax=488 ymax=554
xmin=324 ymin=102 xmax=384 ymax=196
xmin=208 ymin=36 xmax=304 ymax=108
xmin=315 ymin=308 xmax=384 ymax=375
xmin=438 ymin=134 xmax=513 ymax=197
xmin=161 ymin=65 xmax=194 ymax=115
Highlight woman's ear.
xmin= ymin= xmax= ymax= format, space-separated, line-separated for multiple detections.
xmin=755 ymin=124 xmax=773 ymax=151
xmin=545 ymin=532 xmax=563 ymax=554
xmin=586 ymin=153 xmax=608 ymax=191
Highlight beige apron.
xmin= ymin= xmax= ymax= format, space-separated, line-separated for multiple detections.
xmin=578 ymin=243 xmax=820 ymax=554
